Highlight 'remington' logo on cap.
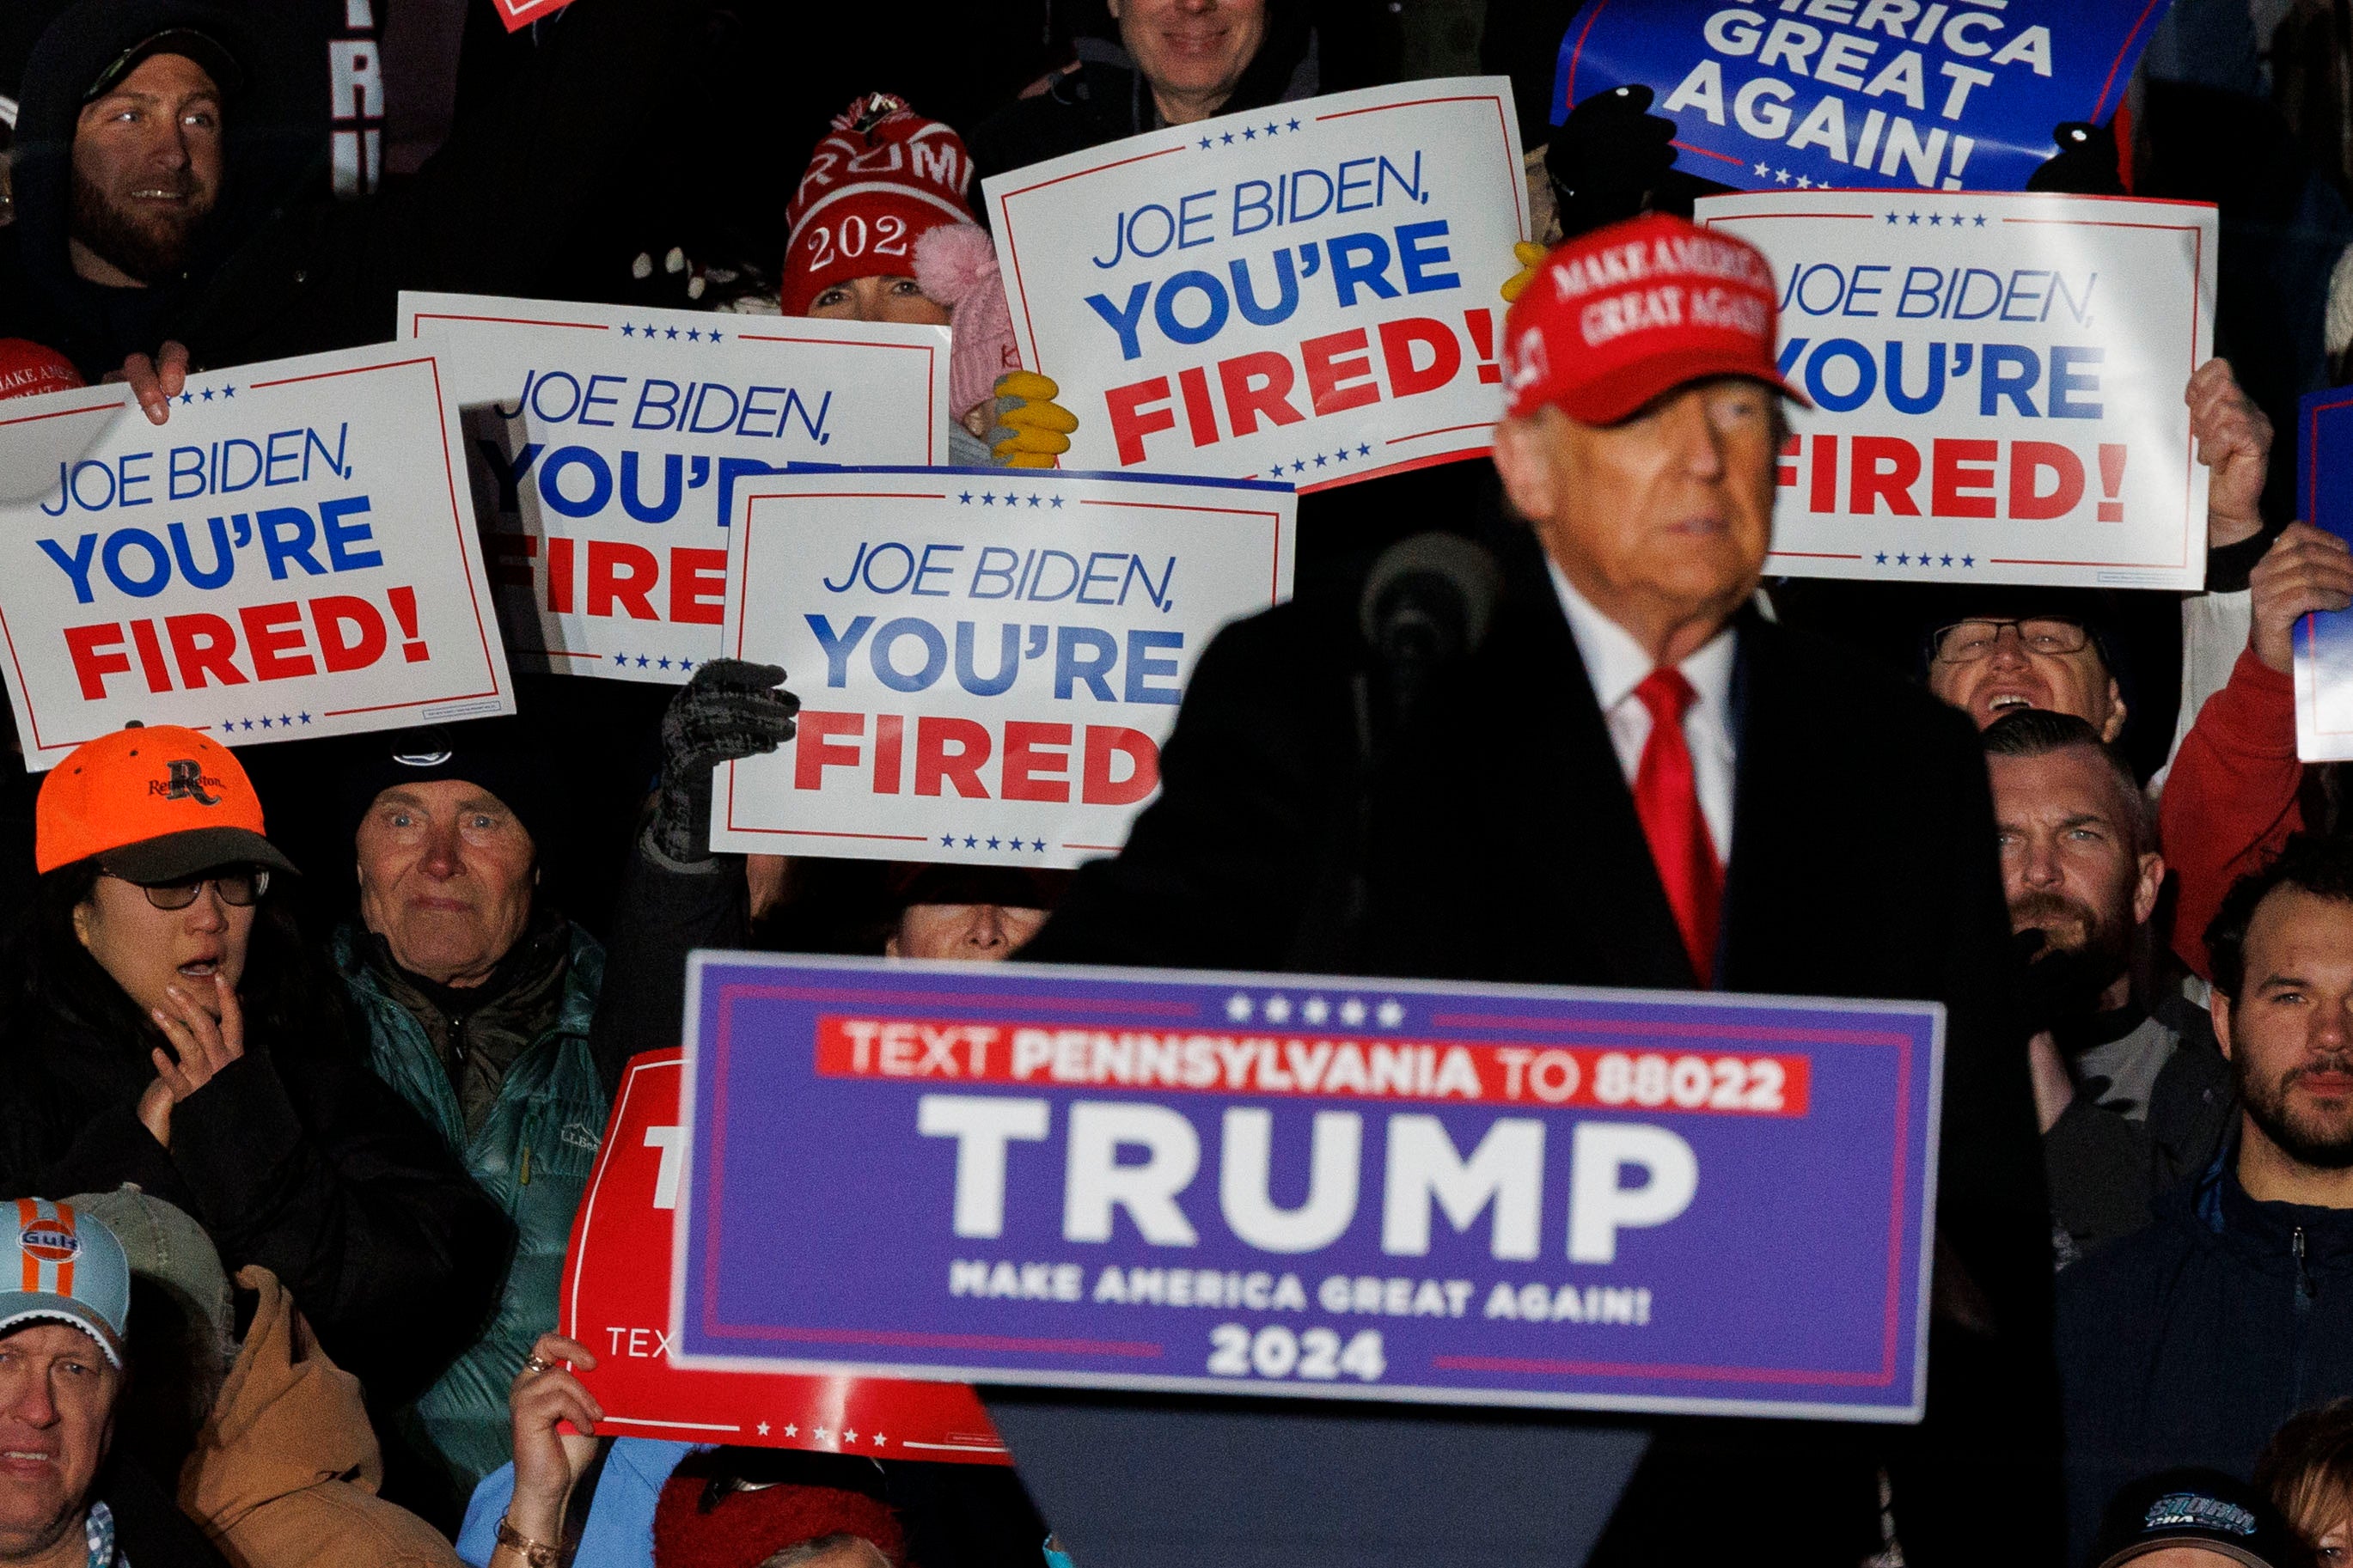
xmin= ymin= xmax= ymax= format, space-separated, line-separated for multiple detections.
xmin=2145 ymin=1493 xmax=2258 ymax=1536
xmin=150 ymin=760 xmax=223 ymax=806
xmin=18 ymin=1223 xmax=78 ymax=1265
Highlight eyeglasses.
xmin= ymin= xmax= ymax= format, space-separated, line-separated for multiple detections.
xmin=1928 ymin=618 xmax=2093 ymax=665
xmin=124 ymin=869 xmax=269 ymax=911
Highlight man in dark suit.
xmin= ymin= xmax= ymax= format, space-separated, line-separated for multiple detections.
xmin=1024 ymin=212 xmax=2062 ymax=1562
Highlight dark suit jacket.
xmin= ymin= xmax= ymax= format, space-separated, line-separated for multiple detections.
xmin=1024 ymin=528 xmax=2063 ymax=1564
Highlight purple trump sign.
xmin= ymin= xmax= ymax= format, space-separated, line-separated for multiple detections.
xmin=674 ymin=955 xmax=1944 ymax=1424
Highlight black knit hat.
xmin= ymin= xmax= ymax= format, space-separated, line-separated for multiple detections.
xmin=339 ymin=720 xmax=547 ymax=849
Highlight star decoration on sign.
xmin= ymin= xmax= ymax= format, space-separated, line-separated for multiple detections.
xmin=1928 ymin=214 xmax=1943 ymax=226
xmin=1875 ymin=552 xmax=1889 ymax=564
xmin=1028 ymin=493 xmax=1042 ymax=507
xmin=872 ymin=1433 xmax=887 ymax=1447
xmin=1962 ymin=555 xmax=1976 ymax=567
xmin=1264 ymin=996 xmax=1293 ymax=1023
xmin=622 ymin=323 xmax=636 ymax=336
xmin=756 ymin=1421 xmax=770 ymax=1436
xmin=1940 ymin=554 xmax=1954 ymax=566
xmin=1221 ymin=131 xmax=1235 ymax=145
xmin=1907 ymin=212 xmax=1922 ymax=225
xmin=844 ymin=1430 xmax=859 ymax=1443
xmin=665 ymin=326 xmax=680 ymax=339
xmin=179 ymin=391 xmax=195 ymax=406
xmin=1198 ymin=137 xmax=1213 ymax=150
xmin=783 ymin=1424 xmax=798 ymax=1437
xmin=1885 ymin=213 xmax=1902 ymax=224
xmin=1303 ymin=998 xmax=1329 ymax=1024
xmin=1050 ymin=496 xmax=1065 ymax=509
xmin=1773 ymin=168 xmax=1791 ymax=184
xmin=962 ymin=835 xmax=978 ymax=849
xmin=1287 ymin=119 xmax=1300 ymax=131
xmin=1340 ymin=998 xmax=1366 ymax=1026
xmin=1973 ymin=214 xmax=1988 ymax=227
xmin=1897 ymin=552 xmax=1911 ymax=564
xmin=1794 ymin=176 xmax=1812 ymax=189
xmin=222 ymin=385 xmax=235 ymax=398
xmin=814 ymin=1427 xmax=832 ymax=1443
xmin=1227 ymin=993 xmax=1253 ymax=1021
xmin=1753 ymin=162 xmax=1770 ymax=177
xmin=1242 ymin=126 xmax=1256 ymax=141
xmin=1376 ymin=1000 xmax=1405 ymax=1028
xmin=981 ymin=492 xmax=996 ymax=506
xmin=200 ymin=387 xmax=214 ymax=401
xmin=1264 ymin=123 xmax=1279 ymax=137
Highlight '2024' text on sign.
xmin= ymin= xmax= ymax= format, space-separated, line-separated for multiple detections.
xmin=0 ymin=345 xmax=511 ymax=769
xmin=674 ymin=956 xmax=1943 ymax=1423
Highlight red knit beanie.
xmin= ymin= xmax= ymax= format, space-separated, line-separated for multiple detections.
xmin=0 ymin=339 xmax=84 ymax=401
xmin=782 ymin=95 xmax=976 ymax=318
xmin=653 ymin=1477 xmax=908 ymax=1568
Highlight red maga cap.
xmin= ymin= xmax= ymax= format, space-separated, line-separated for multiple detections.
xmin=1500 ymin=213 xmax=1806 ymax=425
xmin=0 ymin=339 xmax=84 ymax=402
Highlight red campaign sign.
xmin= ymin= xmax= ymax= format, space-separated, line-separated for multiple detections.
xmin=492 ymin=0 xmax=578 ymax=30
xmin=558 ymin=1048 xmax=1011 ymax=1462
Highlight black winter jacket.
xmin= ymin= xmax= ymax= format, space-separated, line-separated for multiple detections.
xmin=2056 ymin=1150 xmax=2353 ymax=1560
xmin=0 ymin=996 xmax=508 ymax=1409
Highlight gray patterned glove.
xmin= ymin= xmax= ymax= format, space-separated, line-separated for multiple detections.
xmin=649 ymin=659 xmax=801 ymax=865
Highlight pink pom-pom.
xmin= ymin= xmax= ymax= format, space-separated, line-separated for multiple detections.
xmin=914 ymin=222 xmax=999 ymax=310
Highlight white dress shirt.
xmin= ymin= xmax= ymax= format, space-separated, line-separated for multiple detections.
xmin=1548 ymin=561 xmax=1739 ymax=862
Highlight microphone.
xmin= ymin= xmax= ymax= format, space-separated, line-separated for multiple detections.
xmin=1357 ymin=532 xmax=1503 ymax=716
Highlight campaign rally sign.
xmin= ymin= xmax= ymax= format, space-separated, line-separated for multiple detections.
xmin=559 ymin=1047 xmax=1012 ymax=1461
xmin=0 ymin=345 xmax=512 ymax=771
xmin=1696 ymin=189 xmax=2215 ymax=589
xmin=712 ymin=467 xmax=1294 ymax=868
xmin=492 ymin=0 xmax=577 ymax=27
xmin=1555 ymin=0 xmax=2166 ymax=194
xmin=674 ymin=955 xmax=1944 ymax=1424
xmin=2294 ymin=389 xmax=2353 ymax=761
xmin=400 ymin=292 xmax=952 ymax=684
xmin=984 ymin=78 xmax=1526 ymax=492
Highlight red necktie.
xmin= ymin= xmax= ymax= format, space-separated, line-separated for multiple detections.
xmin=1631 ymin=667 xmax=1723 ymax=982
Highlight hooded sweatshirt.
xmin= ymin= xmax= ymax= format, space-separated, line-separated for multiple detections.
xmin=178 ymin=1266 xmax=461 ymax=1568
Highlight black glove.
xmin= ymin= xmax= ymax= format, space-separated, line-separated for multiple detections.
xmin=2027 ymin=122 xmax=2126 ymax=195
xmin=1546 ymin=84 xmax=1679 ymax=239
xmin=648 ymin=659 xmax=801 ymax=865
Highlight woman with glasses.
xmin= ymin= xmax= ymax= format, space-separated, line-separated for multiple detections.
xmin=0 ymin=723 xmax=506 ymax=1416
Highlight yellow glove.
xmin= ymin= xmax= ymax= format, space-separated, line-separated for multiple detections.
xmin=1500 ymin=241 xmax=1549 ymax=304
xmin=990 ymin=370 xmax=1077 ymax=470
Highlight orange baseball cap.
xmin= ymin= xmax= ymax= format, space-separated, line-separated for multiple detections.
xmin=35 ymin=723 xmax=297 ymax=881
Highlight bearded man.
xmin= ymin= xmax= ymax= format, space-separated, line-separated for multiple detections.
xmin=1983 ymin=710 xmax=2234 ymax=1262
xmin=2057 ymin=832 xmax=2353 ymax=1559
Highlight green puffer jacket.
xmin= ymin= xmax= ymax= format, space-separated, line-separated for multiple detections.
xmin=333 ymin=922 xmax=607 ymax=1502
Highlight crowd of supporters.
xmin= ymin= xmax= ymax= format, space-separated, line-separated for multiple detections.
xmin=0 ymin=0 xmax=2351 ymax=1563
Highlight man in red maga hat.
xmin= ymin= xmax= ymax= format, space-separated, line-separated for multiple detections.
xmin=1024 ymin=212 xmax=2062 ymax=1562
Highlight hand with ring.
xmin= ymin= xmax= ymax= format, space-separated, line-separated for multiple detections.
xmin=506 ymin=1333 xmax=602 ymax=1543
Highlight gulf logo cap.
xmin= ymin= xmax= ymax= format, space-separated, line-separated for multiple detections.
xmin=35 ymin=723 xmax=297 ymax=882
xmin=0 ymin=1199 xmax=129 ymax=1368
xmin=1500 ymin=212 xmax=1807 ymax=427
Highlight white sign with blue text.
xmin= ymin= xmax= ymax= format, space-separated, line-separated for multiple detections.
xmin=401 ymin=292 xmax=953 ymax=683
xmin=0 ymin=345 xmax=513 ymax=771
xmin=1697 ymin=189 xmax=2215 ymax=590
xmin=986 ymin=78 xmax=1526 ymax=493
xmin=713 ymin=467 xmax=1295 ymax=867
